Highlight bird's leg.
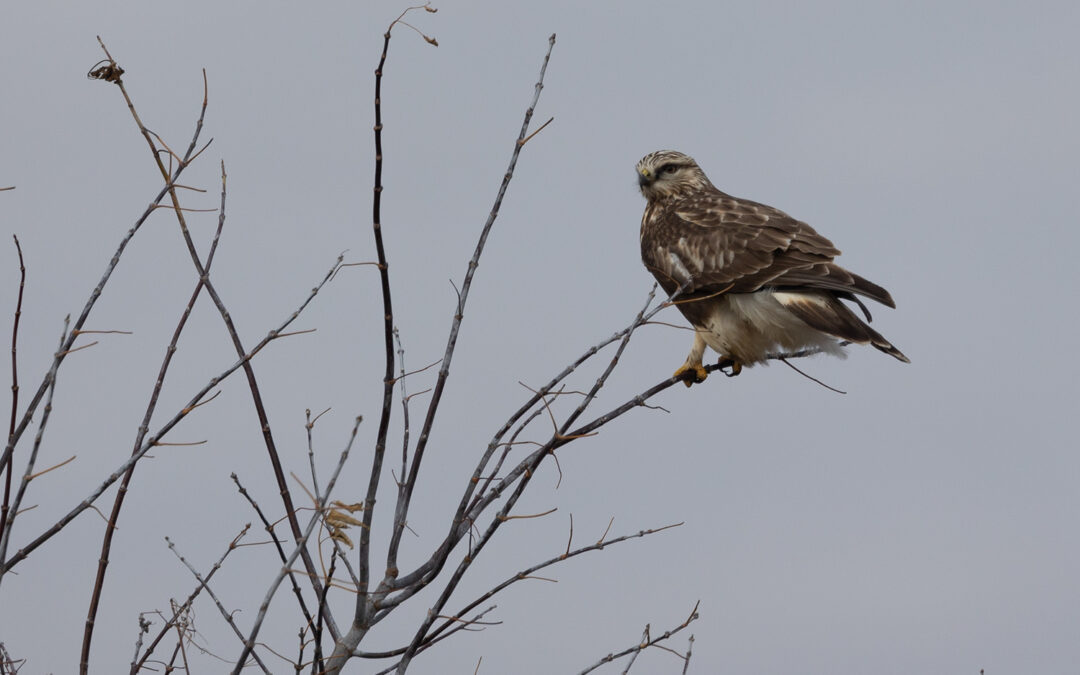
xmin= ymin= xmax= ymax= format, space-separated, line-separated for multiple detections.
xmin=717 ymin=356 xmax=743 ymax=377
xmin=673 ymin=332 xmax=709 ymax=387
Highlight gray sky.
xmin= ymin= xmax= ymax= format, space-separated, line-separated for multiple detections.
xmin=3 ymin=1 xmax=1079 ymax=673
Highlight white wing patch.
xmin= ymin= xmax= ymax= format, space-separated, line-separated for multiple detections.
xmin=666 ymin=250 xmax=693 ymax=286
xmin=772 ymin=291 xmax=829 ymax=310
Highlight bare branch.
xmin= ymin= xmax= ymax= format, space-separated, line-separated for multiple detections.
xmin=2 ymin=235 xmax=26 ymax=545
xmin=132 ymin=522 xmax=253 ymax=673
xmin=229 ymin=473 xmax=318 ymax=642
xmin=0 ymin=251 xmax=343 ymax=577
xmin=0 ymin=321 xmax=65 ymax=565
xmin=681 ymin=635 xmax=694 ymax=675
xmin=355 ymin=2 xmax=414 ymax=629
xmin=81 ymin=97 xmax=220 ymax=668
xmin=383 ymin=32 xmax=559 ymax=617
xmin=576 ymin=601 xmax=700 ymax=675
xmin=232 ymin=415 xmax=363 ymax=674
xmin=166 ymin=526 xmax=272 ymax=674
xmin=424 ymin=523 xmax=683 ymax=652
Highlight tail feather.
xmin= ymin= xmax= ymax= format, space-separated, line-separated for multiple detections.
xmin=776 ymin=291 xmax=909 ymax=363
xmin=870 ymin=338 xmax=910 ymax=364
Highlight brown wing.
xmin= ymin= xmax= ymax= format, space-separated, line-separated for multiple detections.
xmin=641 ymin=188 xmax=895 ymax=308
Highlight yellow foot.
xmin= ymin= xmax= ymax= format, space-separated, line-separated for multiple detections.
xmin=673 ymin=362 xmax=709 ymax=387
xmin=717 ymin=357 xmax=742 ymax=377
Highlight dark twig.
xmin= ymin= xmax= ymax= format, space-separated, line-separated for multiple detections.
xmin=450 ymin=284 xmax=665 ymax=558
xmin=1 ymin=235 xmax=25 ymax=547
xmin=620 ymin=627 xmax=648 ymax=674
xmin=368 ymin=287 xmax=669 ymax=623
xmin=471 ymin=407 xmax=545 ymax=510
xmin=778 ymin=356 xmax=846 ymax=394
xmin=166 ymin=527 xmax=271 ymax=674
xmin=0 ymin=252 xmax=343 ymax=577
xmin=355 ymin=3 xmax=422 ymax=632
xmin=382 ymin=33 xmax=558 ymax=617
xmin=232 ymin=416 xmax=363 ymax=674
xmin=311 ymin=550 xmax=337 ymax=673
xmin=128 ymin=615 xmax=151 ymax=674
xmin=229 ymin=473 xmax=318 ymax=650
xmin=557 ymin=284 xmax=663 ymax=435
xmin=131 ymin=520 xmax=252 ymax=673
xmin=345 ymin=522 xmax=680 ymax=666
xmin=365 ymin=605 xmax=498 ymax=675
xmin=388 ymin=327 xmax=411 ymax=569
xmin=681 ymin=635 xmax=694 ymax=675
xmin=0 ymin=642 xmax=24 ymax=674
xmin=0 ymin=70 xmax=210 ymax=513
xmin=560 ymin=347 xmax=826 ymax=444
xmin=576 ymin=601 xmax=700 ymax=675
xmin=420 ymin=523 xmax=683 ymax=649
xmin=378 ymin=280 xmax=820 ymax=634
xmin=0 ymin=321 xmax=65 ymax=566
xmin=93 ymin=39 xmax=339 ymax=650
xmin=306 ymin=407 xmax=330 ymax=497
xmin=82 ymin=118 xmax=219 ymax=672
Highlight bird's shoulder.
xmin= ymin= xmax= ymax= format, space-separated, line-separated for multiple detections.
xmin=651 ymin=188 xmax=839 ymax=258
xmin=642 ymin=187 xmax=854 ymax=296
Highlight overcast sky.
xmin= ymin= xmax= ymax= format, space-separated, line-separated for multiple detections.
xmin=3 ymin=1 xmax=1079 ymax=673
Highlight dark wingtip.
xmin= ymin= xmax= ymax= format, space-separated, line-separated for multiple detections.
xmin=849 ymin=271 xmax=897 ymax=309
xmin=874 ymin=341 xmax=910 ymax=363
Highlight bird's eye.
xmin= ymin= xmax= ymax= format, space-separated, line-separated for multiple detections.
xmin=660 ymin=164 xmax=679 ymax=175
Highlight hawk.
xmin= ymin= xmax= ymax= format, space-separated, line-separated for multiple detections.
xmin=637 ymin=150 xmax=908 ymax=385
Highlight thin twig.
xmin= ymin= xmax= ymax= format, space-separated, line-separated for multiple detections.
xmin=0 ymin=252 xmax=343 ymax=577
xmin=128 ymin=615 xmax=151 ymax=674
xmin=1 ymin=235 xmax=26 ymax=543
xmin=620 ymin=626 xmax=648 ymax=674
xmin=778 ymin=356 xmax=846 ymax=394
xmin=576 ymin=601 xmax=700 ymax=675
xmin=0 ymin=322 xmax=65 ymax=565
xmin=132 ymin=521 xmax=253 ymax=673
xmin=0 ymin=66 xmax=211 ymax=491
xmin=381 ymin=34 xmax=559 ymax=625
xmin=388 ymin=328 xmax=411 ymax=577
xmin=355 ymin=2 xmax=413 ymax=633
xmin=24 ymin=454 xmax=75 ymax=480
xmin=232 ymin=416 xmax=363 ymax=674
xmin=81 ymin=101 xmax=219 ymax=669
xmin=365 ymin=606 xmax=498 ymax=674
xmin=418 ymin=523 xmax=683 ymax=650
xmin=451 ymin=285 xmax=665 ymax=559
xmin=375 ymin=285 xmax=669 ymax=625
xmin=166 ymin=526 xmax=271 ymax=674
xmin=681 ymin=635 xmax=694 ymax=675
xmin=228 ymin=473 xmax=318 ymax=660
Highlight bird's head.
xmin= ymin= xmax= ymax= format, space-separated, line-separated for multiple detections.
xmin=636 ymin=150 xmax=712 ymax=200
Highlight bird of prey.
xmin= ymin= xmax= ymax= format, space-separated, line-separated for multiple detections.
xmin=637 ymin=150 xmax=908 ymax=386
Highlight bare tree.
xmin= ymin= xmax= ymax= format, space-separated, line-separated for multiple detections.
xmin=0 ymin=7 xmax=827 ymax=673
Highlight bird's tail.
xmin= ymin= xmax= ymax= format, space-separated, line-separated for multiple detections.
xmin=870 ymin=337 xmax=910 ymax=363
xmin=776 ymin=291 xmax=909 ymax=363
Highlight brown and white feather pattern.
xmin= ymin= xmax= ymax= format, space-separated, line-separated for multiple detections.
xmin=636 ymin=150 xmax=908 ymax=372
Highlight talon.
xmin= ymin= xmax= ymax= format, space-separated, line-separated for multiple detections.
xmin=674 ymin=362 xmax=709 ymax=387
xmin=717 ymin=357 xmax=742 ymax=377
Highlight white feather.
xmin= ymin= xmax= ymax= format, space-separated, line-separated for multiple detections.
xmin=697 ymin=291 xmax=845 ymax=365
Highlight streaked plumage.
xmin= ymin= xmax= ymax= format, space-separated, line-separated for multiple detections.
xmin=637 ymin=150 xmax=908 ymax=385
